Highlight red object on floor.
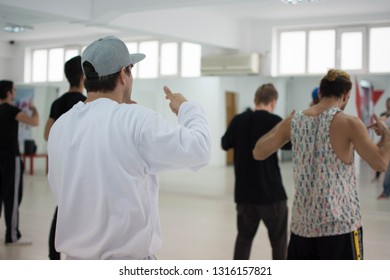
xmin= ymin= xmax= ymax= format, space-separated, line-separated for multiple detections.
xmin=21 ymin=154 xmax=48 ymax=175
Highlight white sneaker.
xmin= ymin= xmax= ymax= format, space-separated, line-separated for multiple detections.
xmin=5 ymin=237 xmax=32 ymax=246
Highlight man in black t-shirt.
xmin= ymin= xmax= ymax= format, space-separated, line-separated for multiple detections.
xmin=0 ymin=80 xmax=39 ymax=245
xmin=221 ymin=83 xmax=291 ymax=260
xmin=44 ymin=56 xmax=86 ymax=260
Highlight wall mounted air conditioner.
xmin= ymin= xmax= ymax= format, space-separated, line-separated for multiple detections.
xmin=201 ymin=53 xmax=260 ymax=76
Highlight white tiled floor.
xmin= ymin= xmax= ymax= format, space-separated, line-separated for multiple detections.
xmin=1 ymin=161 xmax=389 ymax=260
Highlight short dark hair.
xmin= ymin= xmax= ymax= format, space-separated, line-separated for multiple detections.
xmin=64 ymin=56 xmax=83 ymax=87
xmin=83 ymin=63 xmax=130 ymax=93
xmin=319 ymin=69 xmax=352 ymax=98
xmin=0 ymin=80 xmax=14 ymax=100
xmin=254 ymin=83 xmax=278 ymax=105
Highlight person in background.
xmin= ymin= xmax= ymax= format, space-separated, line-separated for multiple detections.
xmin=380 ymin=97 xmax=390 ymax=119
xmin=0 ymin=80 xmax=39 ymax=245
xmin=310 ymin=86 xmax=320 ymax=106
xmin=221 ymin=83 xmax=290 ymax=260
xmin=44 ymin=55 xmax=86 ymax=260
xmin=372 ymin=97 xmax=390 ymax=182
xmin=377 ymin=116 xmax=390 ymax=199
xmin=253 ymin=69 xmax=390 ymax=260
xmin=47 ymin=36 xmax=212 ymax=259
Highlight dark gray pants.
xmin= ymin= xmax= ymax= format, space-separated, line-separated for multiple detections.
xmin=233 ymin=200 xmax=288 ymax=260
xmin=0 ymin=156 xmax=23 ymax=243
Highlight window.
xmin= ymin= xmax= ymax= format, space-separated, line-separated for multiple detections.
xmin=30 ymin=47 xmax=83 ymax=83
xmin=138 ymin=41 xmax=159 ymax=78
xmin=126 ymin=43 xmax=139 ymax=78
xmin=65 ymin=49 xmax=79 ymax=61
xmin=340 ymin=31 xmax=363 ymax=70
xmin=276 ymin=25 xmax=388 ymax=75
xmin=27 ymin=40 xmax=201 ymax=82
xmin=279 ymin=31 xmax=306 ymax=75
xmin=32 ymin=49 xmax=48 ymax=82
xmin=160 ymin=42 xmax=178 ymax=76
xmin=308 ymin=30 xmax=335 ymax=74
xmin=369 ymin=27 xmax=390 ymax=73
xmin=48 ymin=48 xmax=64 ymax=82
xmin=181 ymin=42 xmax=201 ymax=77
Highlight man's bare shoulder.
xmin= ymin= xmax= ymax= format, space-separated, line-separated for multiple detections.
xmin=333 ymin=111 xmax=366 ymax=132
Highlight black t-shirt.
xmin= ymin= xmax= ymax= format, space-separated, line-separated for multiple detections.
xmin=221 ymin=109 xmax=291 ymax=204
xmin=0 ymin=103 xmax=22 ymax=156
xmin=49 ymin=92 xmax=86 ymax=121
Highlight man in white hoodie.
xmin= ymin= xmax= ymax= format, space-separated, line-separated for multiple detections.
xmin=47 ymin=36 xmax=212 ymax=260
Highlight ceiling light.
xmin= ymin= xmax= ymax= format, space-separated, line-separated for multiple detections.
xmin=3 ymin=23 xmax=33 ymax=33
xmin=280 ymin=0 xmax=322 ymax=4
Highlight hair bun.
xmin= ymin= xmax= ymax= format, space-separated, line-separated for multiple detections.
xmin=325 ymin=69 xmax=350 ymax=82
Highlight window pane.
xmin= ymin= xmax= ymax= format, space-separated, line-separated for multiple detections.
xmin=369 ymin=27 xmax=390 ymax=73
xmin=65 ymin=49 xmax=79 ymax=61
xmin=126 ymin=43 xmax=139 ymax=78
xmin=279 ymin=31 xmax=306 ymax=74
xmin=160 ymin=42 xmax=178 ymax=76
xmin=308 ymin=30 xmax=335 ymax=74
xmin=181 ymin=42 xmax=201 ymax=77
xmin=32 ymin=49 xmax=48 ymax=82
xmin=341 ymin=32 xmax=363 ymax=70
xmin=138 ymin=41 xmax=158 ymax=78
xmin=48 ymin=48 xmax=64 ymax=82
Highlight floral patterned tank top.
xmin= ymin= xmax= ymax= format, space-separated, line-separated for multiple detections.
xmin=290 ymin=107 xmax=361 ymax=237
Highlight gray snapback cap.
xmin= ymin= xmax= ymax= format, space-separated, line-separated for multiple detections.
xmin=81 ymin=36 xmax=145 ymax=78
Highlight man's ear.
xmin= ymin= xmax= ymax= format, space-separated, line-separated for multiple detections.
xmin=118 ymin=67 xmax=127 ymax=84
xmin=343 ymin=91 xmax=350 ymax=102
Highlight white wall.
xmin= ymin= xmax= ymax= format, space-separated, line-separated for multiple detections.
xmin=0 ymin=42 xmax=13 ymax=79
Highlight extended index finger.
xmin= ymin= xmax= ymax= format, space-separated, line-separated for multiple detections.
xmin=163 ymin=86 xmax=173 ymax=98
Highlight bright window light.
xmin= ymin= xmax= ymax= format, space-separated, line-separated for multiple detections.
xmin=126 ymin=42 xmax=139 ymax=78
xmin=160 ymin=42 xmax=178 ymax=76
xmin=32 ymin=49 xmax=48 ymax=82
xmin=308 ymin=30 xmax=335 ymax=74
xmin=369 ymin=27 xmax=390 ymax=73
xmin=65 ymin=49 xmax=79 ymax=61
xmin=341 ymin=32 xmax=363 ymax=70
xmin=279 ymin=31 xmax=306 ymax=75
xmin=48 ymin=48 xmax=64 ymax=82
xmin=138 ymin=41 xmax=158 ymax=78
xmin=181 ymin=42 xmax=201 ymax=77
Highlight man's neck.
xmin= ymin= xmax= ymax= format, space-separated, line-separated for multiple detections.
xmin=0 ymin=97 xmax=12 ymax=105
xmin=255 ymin=103 xmax=273 ymax=113
xmin=68 ymin=85 xmax=84 ymax=93
xmin=85 ymin=91 xmax=121 ymax=104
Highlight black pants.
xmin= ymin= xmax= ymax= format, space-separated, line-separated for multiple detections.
xmin=287 ymin=227 xmax=364 ymax=260
xmin=49 ymin=207 xmax=61 ymax=260
xmin=0 ymin=156 xmax=23 ymax=243
xmin=233 ymin=201 xmax=288 ymax=260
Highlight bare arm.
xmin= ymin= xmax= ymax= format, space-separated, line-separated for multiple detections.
xmin=44 ymin=118 xmax=55 ymax=141
xmin=253 ymin=113 xmax=293 ymax=160
xmin=15 ymin=105 xmax=39 ymax=126
xmin=351 ymin=114 xmax=390 ymax=171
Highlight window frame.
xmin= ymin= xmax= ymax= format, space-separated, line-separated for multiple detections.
xmin=275 ymin=24 xmax=387 ymax=76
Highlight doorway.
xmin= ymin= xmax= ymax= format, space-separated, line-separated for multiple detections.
xmin=225 ymin=91 xmax=237 ymax=165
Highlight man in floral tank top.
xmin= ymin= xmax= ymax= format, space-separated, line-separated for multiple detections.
xmin=253 ymin=69 xmax=390 ymax=260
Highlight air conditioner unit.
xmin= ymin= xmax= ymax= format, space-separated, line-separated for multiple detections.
xmin=201 ymin=53 xmax=260 ymax=76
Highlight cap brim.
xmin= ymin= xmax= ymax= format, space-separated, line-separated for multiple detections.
xmin=129 ymin=53 xmax=146 ymax=65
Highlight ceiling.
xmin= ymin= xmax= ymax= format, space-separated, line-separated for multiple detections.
xmin=1 ymin=0 xmax=390 ymax=50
